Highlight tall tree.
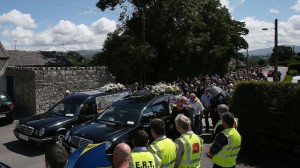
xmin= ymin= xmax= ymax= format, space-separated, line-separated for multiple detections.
xmin=93 ymin=0 xmax=249 ymax=83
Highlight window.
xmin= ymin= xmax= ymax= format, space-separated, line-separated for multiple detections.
xmin=80 ymin=103 xmax=94 ymax=116
xmin=143 ymin=103 xmax=167 ymax=118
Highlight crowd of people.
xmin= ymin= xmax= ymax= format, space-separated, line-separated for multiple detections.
xmin=45 ymin=102 xmax=240 ymax=168
xmin=47 ymin=73 xmax=249 ymax=168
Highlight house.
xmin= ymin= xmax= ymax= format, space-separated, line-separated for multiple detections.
xmin=0 ymin=42 xmax=9 ymax=93
xmin=0 ymin=43 xmax=114 ymax=116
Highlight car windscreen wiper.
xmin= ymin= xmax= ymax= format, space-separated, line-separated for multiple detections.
xmin=98 ymin=119 xmax=125 ymax=126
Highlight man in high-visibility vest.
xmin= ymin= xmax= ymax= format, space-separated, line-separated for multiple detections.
xmin=213 ymin=104 xmax=238 ymax=138
xmin=129 ymin=130 xmax=161 ymax=168
xmin=147 ymin=118 xmax=177 ymax=168
xmin=174 ymin=114 xmax=203 ymax=168
xmin=208 ymin=112 xmax=242 ymax=168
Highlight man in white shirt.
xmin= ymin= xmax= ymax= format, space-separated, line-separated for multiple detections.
xmin=189 ymin=93 xmax=204 ymax=135
xmin=201 ymin=88 xmax=212 ymax=132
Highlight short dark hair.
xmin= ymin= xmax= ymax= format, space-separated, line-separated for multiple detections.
xmin=217 ymin=104 xmax=229 ymax=114
xmin=150 ymin=118 xmax=165 ymax=136
xmin=222 ymin=112 xmax=235 ymax=127
xmin=132 ymin=130 xmax=149 ymax=147
xmin=45 ymin=144 xmax=68 ymax=168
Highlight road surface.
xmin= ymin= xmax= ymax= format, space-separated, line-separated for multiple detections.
xmin=262 ymin=66 xmax=288 ymax=82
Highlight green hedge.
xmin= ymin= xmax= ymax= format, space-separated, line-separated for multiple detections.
xmin=230 ymin=81 xmax=300 ymax=160
xmin=288 ymin=63 xmax=300 ymax=72
xmin=287 ymin=70 xmax=298 ymax=75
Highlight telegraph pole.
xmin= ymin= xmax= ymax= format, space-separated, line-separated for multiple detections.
xmin=274 ymin=19 xmax=278 ymax=82
xmin=141 ymin=9 xmax=146 ymax=87
xmin=246 ymin=48 xmax=249 ymax=75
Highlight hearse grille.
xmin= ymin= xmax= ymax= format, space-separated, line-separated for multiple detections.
xmin=20 ymin=125 xmax=34 ymax=135
xmin=71 ymin=136 xmax=93 ymax=147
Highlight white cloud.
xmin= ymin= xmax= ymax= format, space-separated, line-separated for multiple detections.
xmin=241 ymin=16 xmax=300 ymax=51
xmin=1 ymin=17 xmax=116 ymax=51
xmin=269 ymin=8 xmax=280 ymax=14
xmin=291 ymin=0 xmax=300 ymax=12
xmin=0 ymin=9 xmax=36 ymax=28
xmin=220 ymin=0 xmax=245 ymax=12
xmin=90 ymin=18 xmax=116 ymax=34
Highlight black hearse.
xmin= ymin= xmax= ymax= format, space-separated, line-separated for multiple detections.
xmin=63 ymin=92 xmax=176 ymax=155
xmin=13 ymin=89 xmax=130 ymax=145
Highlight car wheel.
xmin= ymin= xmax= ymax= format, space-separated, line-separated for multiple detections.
xmin=54 ymin=133 xmax=65 ymax=145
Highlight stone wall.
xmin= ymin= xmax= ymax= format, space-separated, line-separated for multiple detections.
xmin=6 ymin=68 xmax=36 ymax=115
xmin=7 ymin=66 xmax=115 ymax=115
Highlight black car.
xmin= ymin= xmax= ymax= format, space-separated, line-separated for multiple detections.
xmin=63 ymin=92 xmax=176 ymax=155
xmin=13 ymin=89 xmax=130 ymax=145
xmin=0 ymin=93 xmax=15 ymax=124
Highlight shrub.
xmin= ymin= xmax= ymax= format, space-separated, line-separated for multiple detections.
xmin=287 ymin=70 xmax=298 ymax=76
xmin=230 ymin=81 xmax=300 ymax=164
xmin=288 ymin=63 xmax=300 ymax=72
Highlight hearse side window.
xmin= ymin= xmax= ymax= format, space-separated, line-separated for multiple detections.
xmin=143 ymin=103 xmax=168 ymax=118
xmin=79 ymin=103 xmax=94 ymax=116
xmin=49 ymin=102 xmax=78 ymax=117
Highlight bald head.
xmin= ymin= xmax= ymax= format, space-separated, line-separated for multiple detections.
xmin=113 ymin=143 xmax=131 ymax=168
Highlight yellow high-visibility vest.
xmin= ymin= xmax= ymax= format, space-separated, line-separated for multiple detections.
xmin=212 ymin=128 xmax=241 ymax=167
xmin=177 ymin=133 xmax=203 ymax=168
xmin=214 ymin=120 xmax=222 ymax=134
xmin=149 ymin=138 xmax=176 ymax=168
xmin=130 ymin=151 xmax=161 ymax=168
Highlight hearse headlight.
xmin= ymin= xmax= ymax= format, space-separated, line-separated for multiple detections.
xmin=39 ymin=128 xmax=45 ymax=136
xmin=105 ymin=141 xmax=112 ymax=150
xmin=15 ymin=121 xmax=20 ymax=129
xmin=65 ymin=131 xmax=70 ymax=141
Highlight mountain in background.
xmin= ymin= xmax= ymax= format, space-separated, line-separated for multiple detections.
xmin=74 ymin=46 xmax=300 ymax=58
xmin=243 ymin=45 xmax=300 ymax=56
xmin=72 ymin=49 xmax=101 ymax=59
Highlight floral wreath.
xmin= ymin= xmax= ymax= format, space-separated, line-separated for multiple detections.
xmin=99 ymin=83 xmax=125 ymax=92
xmin=151 ymin=82 xmax=181 ymax=95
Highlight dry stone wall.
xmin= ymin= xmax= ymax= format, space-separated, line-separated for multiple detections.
xmin=7 ymin=66 xmax=115 ymax=115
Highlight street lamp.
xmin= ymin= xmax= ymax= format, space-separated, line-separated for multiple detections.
xmin=14 ymin=39 xmax=17 ymax=51
xmin=262 ymin=19 xmax=278 ymax=82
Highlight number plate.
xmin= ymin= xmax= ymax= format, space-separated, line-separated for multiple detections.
xmin=0 ymin=114 xmax=6 ymax=118
xmin=18 ymin=133 xmax=29 ymax=141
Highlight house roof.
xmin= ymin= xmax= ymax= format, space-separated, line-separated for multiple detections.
xmin=0 ymin=42 xmax=9 ymax=59
xmin=7 ymin=50 xmax=72 ymax=67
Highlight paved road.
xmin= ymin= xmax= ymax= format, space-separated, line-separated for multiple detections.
xmin=0 ymin=117 xmax=255 ymax=168
xmin=262 ymin=66 xmax=288 ymax=82
xmin=0 ymin=119 xmax=44 ymax=168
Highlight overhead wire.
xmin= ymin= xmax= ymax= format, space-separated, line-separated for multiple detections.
xmin=31 ymin=0 xmax=120 ymax=16
xmin=21 ymin=0 xmax=123 ymax=51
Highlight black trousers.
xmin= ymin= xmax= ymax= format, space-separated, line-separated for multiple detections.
xmin=204 ymin=110 xmax=210 ymax=131
xmin=210 ymin=108 xmax=220 ymax=128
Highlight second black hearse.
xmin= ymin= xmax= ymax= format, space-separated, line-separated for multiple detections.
xmin=63 ymin=92 xmax=176 ymax=155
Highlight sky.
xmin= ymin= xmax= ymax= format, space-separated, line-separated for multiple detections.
xmin=1 ymin=0 xmax=300 ymax=52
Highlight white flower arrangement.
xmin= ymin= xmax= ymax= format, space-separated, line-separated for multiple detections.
xmin=151 ymin=82 xmax=181 ymax=95
xmin=99 ymin=83 xmax=125 ymax=92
